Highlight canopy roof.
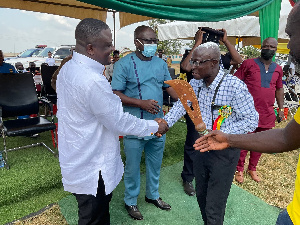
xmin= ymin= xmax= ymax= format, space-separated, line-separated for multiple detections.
xmin=82 ymin=0 xmax=275 ymax=22
xmin=0 ymin=0 xmax=277 ymax=27
xmin=0 ymin=0 xmax=297 ymax=53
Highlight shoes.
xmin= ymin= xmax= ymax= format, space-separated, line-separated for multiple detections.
xmin=145 ymin=197 xmax=171 ymax=210
xmin=125 ymin=204 xmax=143 ymax=220
xmin=247 ymin=170 xmax=261 ymax=182
xmin=235 ymin=171 xmax=244 ymax=184
xmin=183 ymin=181 xmax=196 ymax=196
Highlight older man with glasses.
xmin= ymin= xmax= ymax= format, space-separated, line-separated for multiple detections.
xmin=163 ymin=42 xmax=258 ymax=224
xmin=111 ymin=25 xmax=178 ymax=220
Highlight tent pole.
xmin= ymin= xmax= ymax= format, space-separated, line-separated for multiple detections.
xmin=113 ymin=11 xmax=116 ymax=47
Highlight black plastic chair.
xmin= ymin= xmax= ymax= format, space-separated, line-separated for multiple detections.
xmin=41 ymin=65 xmax=59 ymax=104
xmin=0 ymin=73 xmax=57 ymax=169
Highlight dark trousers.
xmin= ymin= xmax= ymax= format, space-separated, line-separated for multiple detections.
xmin=181 ymin=114 xmax=199 ymax=182
xmin=73 ymin=171 xmax=113 ymax=225
xmin=194 ymin=148 xmax=240 ymax=225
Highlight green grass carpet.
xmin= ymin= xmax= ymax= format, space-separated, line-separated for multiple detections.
xmin=59 ymin=161 xmax=280 ymax=225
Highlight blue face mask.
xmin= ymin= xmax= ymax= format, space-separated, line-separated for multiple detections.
xmin=142 ymin=44 xmax=157 ymax=57
xmin=137 ymin=39 xmax=157 ymax=58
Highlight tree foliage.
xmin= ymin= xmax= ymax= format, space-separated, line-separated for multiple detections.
xmin=148 ymin=19 xmax=183 ymax=55
xmin=239 ymin=45 xmax=261 ymax=59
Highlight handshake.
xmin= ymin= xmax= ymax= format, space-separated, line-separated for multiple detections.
xmin=154 ymin=118 xmax=169 ymax=137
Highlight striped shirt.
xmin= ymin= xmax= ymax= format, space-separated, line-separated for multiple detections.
xmin=164 ymin=70 xmax=259 ymax=134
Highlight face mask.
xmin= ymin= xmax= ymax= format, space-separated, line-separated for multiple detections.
xmin=282 ymin=75 xmax=287 ymax=80
xmin=261 ymin=49 xmax=276 ymax=60
xmin=137 ymin=39 xmax=157 ymax=58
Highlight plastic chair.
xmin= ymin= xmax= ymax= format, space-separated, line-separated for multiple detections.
xmin=0 ymin=72 xmax=57 ymax=169
xmin=41 ymin=65 xmax=59 ymax=105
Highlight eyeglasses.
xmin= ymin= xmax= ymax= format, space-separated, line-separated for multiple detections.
xmin=189 ymin=59 xmax=217 ymax=66
xmin=137 ymin=38 xmax=159 ymax=44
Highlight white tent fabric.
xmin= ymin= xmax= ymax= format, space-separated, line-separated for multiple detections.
xmin=158 ymin=0 xmax=291 ymax=41
xmin=158 ymin=15 xmax=288 ymax=41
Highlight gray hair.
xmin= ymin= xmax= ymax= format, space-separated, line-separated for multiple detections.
xmin=75 ymin=18 xmax=109 ymax=46
xmin=194 ymin=42 xmax=221 ymax=61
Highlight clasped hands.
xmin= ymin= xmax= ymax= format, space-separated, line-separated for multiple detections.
xmin=154 ymin=118 xmax=169 ymax=137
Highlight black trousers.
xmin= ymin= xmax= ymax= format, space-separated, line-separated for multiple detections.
xmin=181 ymin=114 xmax=199 ymax=182
xmin=73 ymin=171 xmax=113 ymax=225
xmin=194 ymin=148 xmax=240 ymax=225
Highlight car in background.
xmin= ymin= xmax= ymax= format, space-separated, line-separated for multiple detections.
xmin=5 ymin=45 xmax=74 ymax=69
xmin=4 ymin=45 xmax=46 ymax=61
xmin=31 ymin=46 xmax=74 ymax=68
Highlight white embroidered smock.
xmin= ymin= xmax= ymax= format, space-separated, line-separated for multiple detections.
xmin=56 ymin=51 xmax=158 ymax=196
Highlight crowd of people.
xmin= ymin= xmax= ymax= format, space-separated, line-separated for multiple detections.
xmin=1 ymin=2 xmax=300 ymax=224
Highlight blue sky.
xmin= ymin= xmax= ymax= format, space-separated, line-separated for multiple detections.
xmin=0 ymin=8 xmax=147 ymax=54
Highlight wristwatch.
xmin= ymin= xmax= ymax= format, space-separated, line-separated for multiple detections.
xmin=279 ymin=108 xmax=284 ymax=112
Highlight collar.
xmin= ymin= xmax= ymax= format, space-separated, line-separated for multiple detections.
xmin=198 ymin=70 xmax=225 ymax=91
xmin=72 ymin=51 xmax=105 ymax=75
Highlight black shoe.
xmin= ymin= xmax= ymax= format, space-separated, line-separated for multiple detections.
xmin=125 ymin=204 xmax=143 ymax=220
xmin=183 ymin=181 xmax=196 ymax=196
xmin=145 ymin=197 xmax=171 ymax=210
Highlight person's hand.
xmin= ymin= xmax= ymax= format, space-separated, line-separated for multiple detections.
xmin=194 ymin=28 xmax=204 ymax=47
xmin=141 ymin=99 xmax=160 ymax=114
xmin=218 ymin=28 xmax=228 ymax=43
xmin=193 ymin=130 xmax=230 ymax=152
xmin=154 ymin=118 xmax=169 ymax=137
xmin=278 ymin=110 xmax=285 ymax=121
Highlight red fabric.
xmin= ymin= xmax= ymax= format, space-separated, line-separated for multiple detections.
xmin=53 ymin=104 xmax=57 ymax=115
xmin=289 ymin=0 xmax=296 ymax=6
xmin=236 ymin=127 xmax=271 ymax=171
xmin=234 ymin=58 xmax=283 ymax=128
xmin=51 ymin=123 xmax=58 ymax=148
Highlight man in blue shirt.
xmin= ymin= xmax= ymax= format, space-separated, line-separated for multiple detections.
xmin=0 ymin=50 xmax=17 ymax=73
xmin=111 ymin=25 xmax=177 ymax=220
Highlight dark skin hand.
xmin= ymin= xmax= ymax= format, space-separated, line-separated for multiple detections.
xmin=113 ymin=87 xmax=177 ymax=115
xmin=113 ymin=91 xmax=161 ymax=114
xmin=193 ymin=119 xmax=300 ymax=154
xmin=154 ymin=118 xmax=169 ymax=137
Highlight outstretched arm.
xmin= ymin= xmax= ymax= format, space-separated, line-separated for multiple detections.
xmin=193 ymin=119 xmax=300 ymax=153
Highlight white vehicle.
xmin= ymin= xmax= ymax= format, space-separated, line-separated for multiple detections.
xmin=5 ymin=45 xmax=74 ymax=69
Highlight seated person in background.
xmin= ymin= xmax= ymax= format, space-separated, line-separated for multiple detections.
xmin=28 ymin=62 xmax=39 ymax=75
xmin=105 ymin=50 xmax=120 ymax=83
xmin=45 ymin=51 xmax=55 ymax=66
xmin=0 ymin=50 xmax=17 ymax=73
xmin=15 ymin=62 xmax=28 ymax=73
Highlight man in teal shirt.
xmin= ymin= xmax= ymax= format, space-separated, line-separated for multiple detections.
xmin=111 ymin=25 xmax=177 ymax=220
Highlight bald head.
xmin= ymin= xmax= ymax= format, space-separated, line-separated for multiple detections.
xmin=134 ymin=25 xmax=154 ymax=39
xmin=75 ymin=18 xmax=110 ymax=48
xmin=262 ymin=37 xmax=278 ymax=47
